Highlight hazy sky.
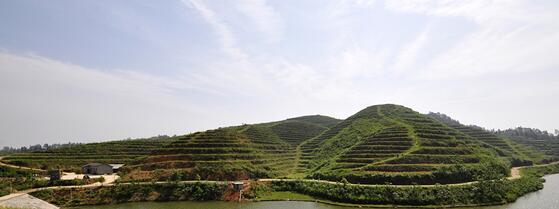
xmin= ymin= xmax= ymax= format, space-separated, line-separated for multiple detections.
xmin=1 ymin=0 xmax=558 ymax=147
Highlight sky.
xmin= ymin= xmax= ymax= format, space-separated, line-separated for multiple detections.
xmin=1 ymin=0 xmax=558 ymax=147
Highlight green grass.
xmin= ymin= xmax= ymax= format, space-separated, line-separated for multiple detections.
xmin=256 ymin=191 xmax=315 ymax=201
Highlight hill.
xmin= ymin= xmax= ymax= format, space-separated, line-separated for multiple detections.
xmin=494 ymin=127 xmax=559 ymax=157
xmin=2 ymin=136 xmax=173 ymax=172
xmin=428 ymin=112 xmax=552 ymax=165
xmin=1 ymin=105 xmax=552 ymax=185
xmin=306 ymin=105 xmax=509 ymax=184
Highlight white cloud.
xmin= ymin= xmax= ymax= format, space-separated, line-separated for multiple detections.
xmin=0 ymin=52 xmax=242 ymax=147
xmin=330 ymin=45 xmax=387 ymax=79
xmin=392 ymin=27 xmax=430 ymax=75
xmin=183 ymin=0 xmax=248 ymax=62
xmin=235 ymin=0 xmax=284 ymax=43
xmin=384 ymin=0 xmax=559 ymax=79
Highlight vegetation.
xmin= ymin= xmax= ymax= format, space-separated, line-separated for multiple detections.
xmin=521 ymin=163 xmax=559 ymax=177
xmin=3 ymin=104 xmax=559 ymax=207
xmin=2 ymin=136 xmax=173 ymax=172
xmin=266 ymin=176 xmax=543 ymax=206
xmin=0 ymin=165 xmax=98 ymax=197
xmin=1 ymin=104 xmax=554 ymax=187
xmin=30 ymin=182 xmax=226 ymax=207
xmin=0 ymin=165 xmax=44 ymax=196
xmin=428 ymin=112 xmax=553 ymax=165
xmin=495 ymin=127 xmax=559 ymax=158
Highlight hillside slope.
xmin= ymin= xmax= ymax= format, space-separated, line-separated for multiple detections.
xmin=428 ymin=112 xmax=551 ymax=165
xmin=495 ymin=127 xmax=559 ymax=158
xmin=307 ymin=105 xmax=509 ymax=184
xmin=2 ymin=105 xmax=550 ymax=185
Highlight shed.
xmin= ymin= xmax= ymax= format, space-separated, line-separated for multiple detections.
xmin=232 ymin=181 xmax=244 ymax=191
xmin=81 ymin=163 xmax=113 ymax=175
xmin=48 ymin=169 xmax=62 ymax=180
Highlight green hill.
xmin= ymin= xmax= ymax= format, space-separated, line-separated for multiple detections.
xmin=1 ymin=105 xmax=551 ymax=185
xmin=428 ymin=112 xmax=551 ymax=165
xmin=495 ymin=127 xmax=559 ymax=158
xmin=2 ymin=136 xmax=172 ymax=172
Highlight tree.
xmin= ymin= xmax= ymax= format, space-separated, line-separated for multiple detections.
xmin=555 ymin=129 xmax=559 ymax=136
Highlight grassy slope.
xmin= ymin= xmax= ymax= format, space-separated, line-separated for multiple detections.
xmin=305 ymin=104 xmax=509 ymax=184
xmin=2 ymin=136 xmax=173 ymax=172
xmin=427 ymin=113 xmax=552 ymax=165
xmin=495 ymin=129 xmax=559 ymax=159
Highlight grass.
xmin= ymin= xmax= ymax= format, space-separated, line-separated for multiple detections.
xmin=256 ymin=191 xmax=315 ymax=201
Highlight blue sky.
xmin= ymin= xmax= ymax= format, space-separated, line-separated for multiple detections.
xmin=1 ymin=0 xmax=558 ymax=147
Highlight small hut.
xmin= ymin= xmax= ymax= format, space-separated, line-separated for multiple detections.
xmin=232 ymin=182 xmax=244 ymax=191
xmin=232 ymin=182 xmax=244 ymax=201
xmin=48 ymin=169 xmax=62 ymax=180
xmin=81 ymin=163 xmax=113 ymax=175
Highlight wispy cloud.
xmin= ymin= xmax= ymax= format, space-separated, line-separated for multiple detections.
xmin=235 ymin=0 xmax=284 ymax=43
xmin=183 ymin=0 xmax=248 ymax=62
xmin=2 ymin=0 xmax=558 ymax=146
xmin=385 ymin=0 xmax=559 ymax=79
xmin=392 ymin=27 xmax=430 ymax=75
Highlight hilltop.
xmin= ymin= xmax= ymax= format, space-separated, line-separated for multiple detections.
xmin=2 ymin=104 xmax=552 ymax=185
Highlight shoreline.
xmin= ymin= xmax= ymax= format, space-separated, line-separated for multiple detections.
xmin=3 ymin=162 xmax=559 ymax=208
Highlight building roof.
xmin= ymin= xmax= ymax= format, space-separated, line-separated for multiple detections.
xmin=82 ymin=163 xmax=110 ymax=168
xmin=108 ymin=164 xmax=125 ymax=169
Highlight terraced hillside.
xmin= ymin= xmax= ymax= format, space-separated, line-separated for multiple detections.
xmin=2 ymin=105 xmax=549 ymax=185
xmin=130 ymin=126 xmax=295 ymax=180
xmin=495 ymin=127 xmax=559 ymax=158
xmin=2 ymin=115 xmax=338 ymax=181
xmin=131 ymin=116 xmax=339 ymax=180
xmin=309 ymin=105 xmax=509 ymax=185
xmin=2 ymin=136 xmax=173 ymax=172
xmin=428 ymin=113 xmax=551 ymax=165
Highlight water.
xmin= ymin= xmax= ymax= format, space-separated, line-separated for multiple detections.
xmin=77 ymin=174 xmax=559 ymax=209
xmin=466 ymin=174 xmax=559 ymax=209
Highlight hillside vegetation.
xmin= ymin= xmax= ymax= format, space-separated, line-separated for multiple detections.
xmin=495 ymin=127 xmax=559 ymax=157
xmin=1 ymin=105 xmax=552 ymax=185
xmin=428 ymin=112 xmax=553 ymax=165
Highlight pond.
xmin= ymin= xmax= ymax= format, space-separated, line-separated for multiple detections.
xmin=76 ymin=174 xmax=559 ymax=209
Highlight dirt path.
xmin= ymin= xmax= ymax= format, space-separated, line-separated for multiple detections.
xmin=0 ymin=194 xmax=59 ymax=209
xmin=508 ymin=161 xmax=559 ymax=180
xmin=0 ymin=156 xmax=45 ymax=172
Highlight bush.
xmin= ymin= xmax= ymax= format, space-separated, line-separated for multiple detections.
xmin=269 ymin=176 xmax=543 ymax=206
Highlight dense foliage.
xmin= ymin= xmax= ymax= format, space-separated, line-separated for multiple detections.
xmin=495 ymin=127 xmax=559 ymax=158
xmin=268 ymin=176 xmax=543 ymax=206
xmin=311 ymin=159 xmax=509 ymax=185
xmin=31 ymin=182 xmax=226 ymax=207
xmin=0 ymin=165 xmax=44 ymax=196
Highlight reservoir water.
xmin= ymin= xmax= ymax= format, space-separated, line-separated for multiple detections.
xmin=76 ymin=174 xmax=559 ymax=209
